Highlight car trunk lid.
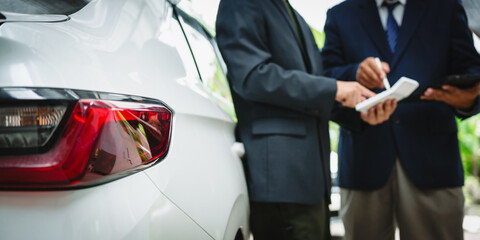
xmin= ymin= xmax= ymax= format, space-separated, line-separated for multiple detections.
xmin=0 ymin=12 xmax=69 ymax=23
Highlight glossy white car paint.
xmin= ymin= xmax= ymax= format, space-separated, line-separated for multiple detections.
xmin=0 ymin=12 xmax=69 ymax=23
xmin=0 ymin=173 xmax=212 ymax=240
xmin=0 ymin=0 xmax=249 ymax=239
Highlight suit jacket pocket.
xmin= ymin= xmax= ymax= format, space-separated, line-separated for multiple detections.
xmin=251 ymin=118 xmax=307 ymax=136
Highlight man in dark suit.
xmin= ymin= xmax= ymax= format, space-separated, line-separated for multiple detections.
xmin=322 ymin=0 xmax=480 ymax=239
xmin=215 ymin=0 xmax=397 ymax=239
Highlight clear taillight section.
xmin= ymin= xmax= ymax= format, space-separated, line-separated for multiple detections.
xmin=0 ymin=104 xmax=67 ymax=149
xmin=0 ymin=105 xmax=65 ymax=127
xmin=0 ymin=100 xmax=172 ymax=189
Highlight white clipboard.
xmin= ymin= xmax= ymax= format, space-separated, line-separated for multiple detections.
xmin=355 ymin=77 xmax=419 ymax=112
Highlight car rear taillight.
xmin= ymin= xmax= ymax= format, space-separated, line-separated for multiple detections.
xmin=0 ymin=104 xmax=68 ymax=151
xmin=0 ymin=99 xmax=172 ymax=189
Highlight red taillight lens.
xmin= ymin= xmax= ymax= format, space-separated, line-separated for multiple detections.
xmin=0 ymin=100 xmax=172 ymax=189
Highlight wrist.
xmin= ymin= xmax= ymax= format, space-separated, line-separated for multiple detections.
xmin=459 ymin=96 xmax=479 ymax=111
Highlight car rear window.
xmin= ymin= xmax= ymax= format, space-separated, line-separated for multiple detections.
xmin=0 ymin=0 xmax=91 ymax=15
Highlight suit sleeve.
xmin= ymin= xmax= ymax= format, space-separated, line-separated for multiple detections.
xmin=321 ymin=8 xmax=361 ymax=82
xmin=215 ymin=0 xmax=337 ymax=119
xmin=449 ymin=0 xmax=480 ymax=118
xmin=321 ymin=7 xmax=366 ymax=132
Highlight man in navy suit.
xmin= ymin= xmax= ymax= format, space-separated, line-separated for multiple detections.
xmin=215 ymin=0 xmax=397 ymax=239
xmin=322 ymin=0 xmax=480 ymax=239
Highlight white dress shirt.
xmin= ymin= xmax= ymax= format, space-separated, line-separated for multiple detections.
xmin=376 ymin=0 xmax=407 ymax=29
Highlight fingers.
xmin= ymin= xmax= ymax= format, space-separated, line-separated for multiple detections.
xmin=371 ymin=59 xmax=386 ymax=80
xmin=360 ymin=107 xmax=374 ymax=123
xmin=361 ymin=104 xmax=380 ymax=125
xmin=421 ymin=88 xmax=447 ymax=101
xmin=336 ymin=79 xmax=401 ymax=112
xmin=421 ymin=85 xmax=478 ymax=110
xmin=353 ymin=83 xmax=375 ymax=107
xmin=361 ymin=99 xmax=397 ymax=125
xmin=357 ymin=58 xmax=384 ymax=89
xmin=378 ymin=99 xmax=396 ymax=120
xmin=360 ymin=85 xmax=376 ymax=98
xmin=367 ymin=59 xmax=383 ymax=79
xmin=441 ymin=85 xmax=458 ymax=94
xmin=336 ymin=81 xmax=377 ymax=108
xmin=387 ymin=99 xmax=397 ymax=113
xmin=376 ymin=102 xmax=385 ymax=119
xmin=381 ymin=62 xmax=390 ymax=74
xmin=357 ymin=68 xmax=379 ymax=88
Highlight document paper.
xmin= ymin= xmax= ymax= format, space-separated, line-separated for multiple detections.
xmin=355 ymin=77 xmax=419 ymax=112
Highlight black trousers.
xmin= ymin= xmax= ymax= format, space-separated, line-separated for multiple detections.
xmin=250 ymin=199 xmax=331 ymax=240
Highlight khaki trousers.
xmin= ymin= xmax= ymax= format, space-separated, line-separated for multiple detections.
xmin=340 ymin=160 xmax=464 ymax=240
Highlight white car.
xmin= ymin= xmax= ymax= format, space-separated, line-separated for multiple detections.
xmin=0 ymin=0 xmax=249 ymax=239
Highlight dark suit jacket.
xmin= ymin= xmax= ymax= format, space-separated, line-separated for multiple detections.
xmin=216 ymin=0 xmax=337 ymax=204
xmin=322 ymin=0 xmax=480 ymax=190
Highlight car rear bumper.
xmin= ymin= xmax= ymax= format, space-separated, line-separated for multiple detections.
xmin=0 ymin=171 xmax=212 ymax=240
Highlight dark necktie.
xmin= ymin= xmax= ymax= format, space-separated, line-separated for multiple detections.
xmin=384 ymin=1 xmax=400 ymax=52
xmin=283 ymin=0 xmax=302 ymax=40
xmin=281 ymin=0 xmax=310 ymax=71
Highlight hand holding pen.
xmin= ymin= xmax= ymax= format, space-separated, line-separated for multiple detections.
xmin=375 ymin=57 xmax=390 ymax=89
xmin=356 ymin=57 xmax=391 ymax=89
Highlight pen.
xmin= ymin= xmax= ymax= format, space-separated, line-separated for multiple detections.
xmin=375 ymin=57 xmax=390 ymax=89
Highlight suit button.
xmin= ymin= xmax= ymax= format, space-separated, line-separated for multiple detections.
xmin=393 ymin=117 xmax=400 ymax=124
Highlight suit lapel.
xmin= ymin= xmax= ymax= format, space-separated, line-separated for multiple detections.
xmin=271 ymin=0 xmax=311 ymax=72
xmin=357 ymin=0 xmax=392 ymax=61
xmin=294 ymin=10 xmax=318 ymax=73
xmin=271 ymin=0 xmax=304 ymax=49
xmin=390 ymin=0 xmax=428 ymax=69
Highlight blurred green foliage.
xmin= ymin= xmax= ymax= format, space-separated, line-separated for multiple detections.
xmin=311 ymin=27 xmax=325 ymax=48
xmin=209 ymin=60 xmax=237 ymax=121
xmin=310 ymin=27 xmax=325 ymax=49
xmin=458 ymin=115 xmax=480 ymax=178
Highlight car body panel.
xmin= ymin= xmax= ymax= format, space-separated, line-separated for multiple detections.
xmin=0 ymin=0 xmax=230 ymax=121
xmin=0 ymin=0 xmax=249 ymax=239
xmin=0 ymin=172 xmax=212 ymax=240
xmin=146 ymin=114 xmax=248 ymax=239
xmin=0 ymin=12 xmax=69 ymax=23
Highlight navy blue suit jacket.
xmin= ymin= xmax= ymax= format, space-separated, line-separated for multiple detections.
xmin=216 ymin=0 xmax=337 ymax=204
xmin=322 ymin=0 xmax=480 ymax=190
